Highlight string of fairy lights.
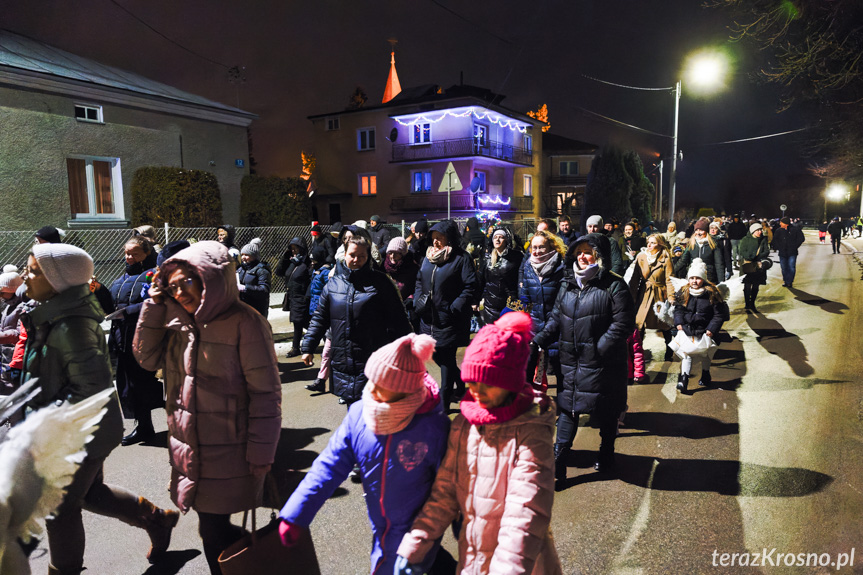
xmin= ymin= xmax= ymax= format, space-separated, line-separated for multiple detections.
xmin=393 ymin=107 xmax=532 ymax=133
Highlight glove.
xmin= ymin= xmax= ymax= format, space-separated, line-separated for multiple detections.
xmin=279 ymin=520 xmax=301 ymax=547
xmin=394 ymin=555 xmax=421 ymax=575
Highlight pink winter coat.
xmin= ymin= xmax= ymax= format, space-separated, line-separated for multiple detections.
xmin=133 ymin=241 xmax=282 ymax=515
xmin=627 ymin=328 xmax=645 ymax=379
xmin=397 ymin=398 xmax=562 ymax=574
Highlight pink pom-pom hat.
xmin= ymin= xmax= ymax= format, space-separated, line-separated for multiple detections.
xmin=460 ymin=311 xmax=533 ymax=393
xmin=364 ymin=333 xmax=436 ymax=393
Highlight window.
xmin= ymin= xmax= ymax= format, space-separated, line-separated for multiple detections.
xmin=411 ymin=122 xmax=431 ymax=144
xmin=560 ymin=161 xmax=579 ymax=176
xmin=474 ymin=124 xmax=489 ymax=148
xmin=326 ymin=117 xmax=340 ymax=131
xmin=473 ymin=170 xmax=487 ymax=193
xmin=66 ymin=156 xmax=124 ymax=219
xmin=358 ymin=173 xmax=377 ymax=196
xmin=523 ymin=135 xmax=532 ymax=153
xmin=411 ymin=170 xmax=432 ymax=193
xmin=523 ymin=174 xmax=533 ymax=196
xmin=74 ymin=104 xmax=103 ymax=123
xmin=357 ymin=127 xmax=376 ymax=151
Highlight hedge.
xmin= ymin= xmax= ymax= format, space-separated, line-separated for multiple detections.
xmin=239 ymin=175 xmax=312 ymax=226
xmin=131 ymin=167 xmax=223 ymax=227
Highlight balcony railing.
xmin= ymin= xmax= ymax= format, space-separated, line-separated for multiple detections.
xmin=390 ymin=194 xmax=535 ymax=213
xmin=392 ymin=138 xmax=533 ymax=166
xmin=547 ymin=175 xmax=588 ymax=186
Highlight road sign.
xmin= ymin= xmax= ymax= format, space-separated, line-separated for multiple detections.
xmin=780 ymin=204 xmax=787 ymax=212
xmin=439 ymin=162 xmax=463 ymax=219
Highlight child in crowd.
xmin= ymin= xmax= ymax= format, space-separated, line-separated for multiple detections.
xmin=396 ymin=311 xmax=562 ymax=574
xmin=673 ymin=259 xmax=726 ymax=393
xmin=279 ymin=334 xmax=450 ymax=574
xmin=304 ymin=246 xmax=333 ymax=393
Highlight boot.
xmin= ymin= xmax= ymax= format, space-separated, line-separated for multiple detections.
xmin=676 ymin=373 xmax=689 ymax=393
xmin=594 ymin=450 xmax=616 ymax=473
xmin=553 ymin=444 xmax=568 ymax=482
xmin=663 ymin=331 xmax=674 ymax=361
xmin=137 ymin=497 xmax=180 ymax=563
xmin=305 ymin=378 xmax=325 ymax=392
xmin=122 ymin=415 xmax=155 ymax=446
xmin=699 ymin=369 xmax=712 ymax=387
xmin=286 ymin=348 xmax=302 ymax=358
xmin=48 ymin=566 xmax=83 ymax=575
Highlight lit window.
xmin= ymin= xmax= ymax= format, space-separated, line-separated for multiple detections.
xmin=326 ymin=117 xmax=340 ymax=131
xmin=560 ymin=161 xmax=578 ymax=176
xmin=412 ymin=122 xmax=431 ymax=144
xmin=66 ymin=156 xmax=124 ymax=219
xmin=357 ymin=127 xmax=376 ymax=151
xmin=474 ymin=171 xmax=487 ymax=193
xmin=523 ymin=174 xmax=533 ymax=196
xmin=412 ymin=170 xmax=432 ymax=193
xmin=74 ymin=104 xmax=103 ymax=123
xmin=523 ymin=135 xmax=532 ymax=153
xmin=474 ymin=124 xmax=489 ymax=147
xmin=359 ymin=173 xmax=377 ymax=196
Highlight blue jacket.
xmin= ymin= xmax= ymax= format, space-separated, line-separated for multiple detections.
xmin=517 ymin=252 xmax=565 ymax=351
xmin=307 ymin=264 xmax=332 ymax=316
xmin=279 ymin=380 xmax=449 ymax=574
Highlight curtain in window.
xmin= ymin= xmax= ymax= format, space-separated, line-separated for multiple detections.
xmin=93 ymin=160 xmax=114 ymax=214
xmin=66 ymin=158 xmax=89 ymax=214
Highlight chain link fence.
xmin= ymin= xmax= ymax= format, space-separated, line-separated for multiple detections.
xmin=1 ymin=219 xmax=539 ymax=291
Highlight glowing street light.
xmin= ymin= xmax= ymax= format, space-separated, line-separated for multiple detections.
xmin=824 ymin=182 xmax=850 ymax=220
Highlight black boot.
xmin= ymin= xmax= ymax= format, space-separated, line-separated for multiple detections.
xmin=594 ymin=450 xmax=616 ymax=473
xmin=663 ymin=330 xmax=674 ymax=361
xmin=305 ymin=378 xmax=326 ymax=392
xmin=699 ymin=369 xmax=712 ymax=387
xmin=676 ymin=373 xmax=689 ymax=393
xmin=122 ymin=414 xmax=155 ymax=446
xmin=553 ymin=444 xmax=568 ymax=487
xmin=286 ymin=348 xmax=302 ymax=358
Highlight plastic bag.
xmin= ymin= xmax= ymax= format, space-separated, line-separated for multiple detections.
xmin=669 ymin=331 xmax=716 ymax=360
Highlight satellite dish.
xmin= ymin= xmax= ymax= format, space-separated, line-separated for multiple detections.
xmin=388 ymin=128 xmax=398 ymax=142
xmin=470 ymin=177 xmax=481 ymax=193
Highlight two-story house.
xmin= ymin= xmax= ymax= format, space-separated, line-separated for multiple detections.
xmin=306 ymin=80 xmax=543 ymax=225
xmin=540 ymin=132 xmax=597 ymax=219
xmin=0 ymin=29 xmax=256 ymax=230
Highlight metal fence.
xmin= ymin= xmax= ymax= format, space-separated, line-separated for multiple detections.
xmin=1 ymin=218 xmax=539 ymax=291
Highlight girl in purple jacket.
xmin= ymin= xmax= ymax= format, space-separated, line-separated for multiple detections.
xmin=278 ymin=334 xmax=450 ymax=574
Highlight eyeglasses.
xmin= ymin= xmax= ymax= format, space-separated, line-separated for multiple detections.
xmin=165 ymin=277 xmax=196 ymax=297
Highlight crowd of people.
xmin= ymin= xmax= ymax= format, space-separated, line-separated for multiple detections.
xmin=0 ymin=209 xmax=834 ymax=574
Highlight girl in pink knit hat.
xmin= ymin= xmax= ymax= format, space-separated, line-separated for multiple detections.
xmin=396 ymin=311 xmax=562 ymax=574
xmin=278 ymin=333 xmax=450 ymax=574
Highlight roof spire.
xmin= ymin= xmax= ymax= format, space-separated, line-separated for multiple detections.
xmin=382 ymin=38 xmax=401 ymax=103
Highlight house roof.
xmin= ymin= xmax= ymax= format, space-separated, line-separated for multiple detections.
xmin=541 ymin=132 xmax=597 ymax=154
xmin=0 ymin=29 xmax=255 ymax=119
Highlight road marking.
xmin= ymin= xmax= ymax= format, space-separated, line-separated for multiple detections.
xmin=611 ymin=458 xmax=659 ymax=574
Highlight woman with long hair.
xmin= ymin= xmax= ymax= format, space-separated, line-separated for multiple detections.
xmin=673 ymin=219 xmax=725 ymax=284
xmin=627 ymin=233 xmax=676 ymax=363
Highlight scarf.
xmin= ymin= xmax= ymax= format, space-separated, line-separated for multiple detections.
xmin=695 ymin=236 xmax=709 ymax=247
xmin=362 ymin=384 xmax=427 ymax=435
xmin=530 ymin=250 xmax=558 ymax=279
xmin=383 ymin=257 xmax=402 ymax=275
xmin=459 ymin=383 xmax=535 ymax=425
xmin=125 ymin=261 xmax=144 ymax=276
xmin=573 ymin=262 xmax=600 ymax=288
xmin=645 ymin=250 xmax=659 ymax=266
xmin=688 ymin=286 xmax=705 ymax=296
xmin=426 ymin=245 xmax=452 ymax=265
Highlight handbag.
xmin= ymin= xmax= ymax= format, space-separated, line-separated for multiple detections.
xmin=739 ymin=261 xmax=759 ymax=274
xmin=218 ymin=477 xmax=321 ymax=575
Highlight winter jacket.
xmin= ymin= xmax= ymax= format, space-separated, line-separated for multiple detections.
xmin=557 ymin=229 xmax=578 ymax=248
xmin=480 ymin=237 xmax=523 ymax=326
xmin=369 ymin=224 xmax=394 ymax=252
xmin=580 ymin=231 xmax=625 ymax=276
xmin=673 ymin=286 xmax=725 ymax=338
xmin=308 ymin=264 xmax=332 ymax=317
xmin=738 ymin=232 xmax=770 ymax=286
xmin=303 ymin=260 xmax=412 ymax=403
xmin=773 ymin=225 xmax=805 ymax=258
xmin=22 ymin=284 xmax=124 ymax=460
xmin=627 ymin=328 xmax=645 ymax=380
xmin=217 ymin=223 xmax=241 ymax=265
xmin=726 ymin=220 xmax=747 ymax=241
xmin=534 ymin=234 xmax=635 ymax=416
xmin=108 ymin=251 xmax=158 ymax=355
xmin=384 ymin=256 xmax=419 ymax=308
xmin=398 ymin=397 xmax=561 ymax=575
xmin=620 ymin=234 xmax=646 ymax=264
xmin=673 ymin=238 xmax=725 ymax=284
xmin=310 ymin=234 xmax=338 ymax=266
xmin=827 ymin=220 xmax=843 ymax=237
xmin=0 ymin=293 xmax=25 ymax=363
xmin=276 ymin=237 xmax=311 ymax=319
xmin=518 ymin=252 xmax=565 ymax=340
xmin=414 ymin=220 xmax=478 ymax=349
xmin=133 ymin=241 xmax=282 ymax=514
xmin=712 ymin=232 xmax=733 ymax=280
xmin=627 ymin=250 xmax=674 ymax=330
xmin=280 ymin=377 xmax=450 ymax=575
xmin=238 ymin=259 xmax=272 ymax=318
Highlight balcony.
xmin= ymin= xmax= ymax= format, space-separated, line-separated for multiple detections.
xmin=547 ymin=175 xmax=588 ymax=187
xmin=392 ymin=138 xmax=533 ymax=166
xmin=390 ymin=194 xmax=535 ymax=214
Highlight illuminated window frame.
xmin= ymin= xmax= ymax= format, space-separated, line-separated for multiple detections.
xmin=411 ymin=170 xmax=432 ymax=193
xmin=358 ymin=173 xmax=377 ymax=196
xmin=523 ymin=174 xmax=533 ymax=197
xmin=357 ymin=127 xmax=376 ymax=151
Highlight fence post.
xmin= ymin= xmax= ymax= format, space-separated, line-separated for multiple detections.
xmin=164 ymin=222 xmax=170 ymax=245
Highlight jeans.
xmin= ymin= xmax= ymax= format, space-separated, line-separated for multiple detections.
xmin=779 ymin=255 xmax=797 ymax=286
xmin=433 ymin=346 xmax=464 ymax=408
xmin=831 ymin=235 xmax=841 ymax=253
xmin=730 ymin=239 xmax=741 ymax=267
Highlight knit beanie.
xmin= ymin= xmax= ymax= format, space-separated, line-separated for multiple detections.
xmin=586 ymin=215 xmax=604 ymax=228
xmin=0 ymin=272 xmax=23 ymax=293
xmin=461 ymin=311 xmax=532 ymax=393
xmin=386 ymin=237 xmax=408 ymax=255
xmin=31 ymin=243 xmax=94 ymax=293
xmin=370 ymin=215 xmax=382 ymax=224
xmin=749 ymin=223 xmax=762 ymax=234
xmin=241 ymin=238 xmax=261 ymax=259
xmin=157 ymin=240 xmax=190 ymax=267
xmin=780 ymin=217 xmax=790 ymax=225
xmin=3 ymin=264 xmax=18 ymax=274
xmin=330 ymin=222 xmax=343 ymax=237
xmin=364 ymin=333 xmax=436 ymax=393
xmin=694 ymin=219 xmax=709 ymax=232
xmin=687 ymin=258 xmax=708 ymax=281
xmin=709 ymin=220 xmax=721 ymax=230
xmin=353 ymin=220 xmax=368 ymax=230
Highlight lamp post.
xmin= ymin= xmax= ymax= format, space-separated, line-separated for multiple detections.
xmin=668 ymin=82 xmax=681 ymax=223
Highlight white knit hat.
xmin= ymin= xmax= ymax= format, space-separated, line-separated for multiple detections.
xmin=2 ymin=264 xmax=18 ymax=274
xmin=749 ymin=223 xmax=762 ymax=234
xmin=0 ymin=272 xmax=23 ymax=293
xmin=586 ymin=215 xmax=604 ymax=228
xmin=31 ymin=243 xmax=94 ymax=293
xmin=364 ymin=334 xmax=435 ymax=393
xmin=687 ymin=258 xmax=708 ymax=281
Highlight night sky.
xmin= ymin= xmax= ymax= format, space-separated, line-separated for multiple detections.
xmin=2 ymin=0 xmax=816 ymax=217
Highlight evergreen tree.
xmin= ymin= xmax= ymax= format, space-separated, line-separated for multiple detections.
xmin=584 ymin=145 xmax=633 ymax=225
xmin=624 ymin=150 xmax=654 ymax=224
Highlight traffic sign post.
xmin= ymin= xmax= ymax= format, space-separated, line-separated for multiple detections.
xmin=439 ymin=162 xmax=463 ymax=220
xmin=780 ymin=203 xmax=787 ymax=217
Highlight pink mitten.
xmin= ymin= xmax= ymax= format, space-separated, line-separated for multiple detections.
xmin=279 ymin=520 xmax=301 ymax=547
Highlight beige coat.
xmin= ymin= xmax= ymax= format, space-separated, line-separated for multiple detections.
xmin=628 ymin=250 xmax=675 ymax=330
xmin=133 ymin=241 xmax=282 ymax=515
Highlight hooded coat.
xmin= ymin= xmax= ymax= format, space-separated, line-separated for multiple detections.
xmin=302 ymin=259 xmax=412 ymax=403
xmin=413 ymin=220 xmax=478 ymax=349
xmin=0 ymin=292 xmax=25 ymax=362
xmin=217 ymin=224 xmax=240 ymax=264
xmin=534 ymin=234 xmax=635 ymax=416
xmin=480 ymin=228 xmax=523 ymax=325
xmin=238 ymin=258 xmax=272 ymax=318
xmin=133 ymin=241 xmax=282 ymax=514
xmin=276 ymin=236 xmax=311 ymax=319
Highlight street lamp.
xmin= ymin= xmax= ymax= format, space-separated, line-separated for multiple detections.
xmin=824 ymin=182 xmax=849 ymax=221
xmin=668 ymin=49 xmax=730 ymax=222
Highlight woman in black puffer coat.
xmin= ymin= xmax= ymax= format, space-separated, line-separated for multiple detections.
xmin=109 ymin=236 xmax=162 ymax=445
xmin=479 ymin=227 xmax=522 ymax=326
xmin=414 ymin=219 xmax=478 ymax=409
xmin=534 ymin=233 xmax=635 ymax=481
xmin=237 ymin=239 xmax=271 ymax=318
xmin=673 ymin=219 xmax=725 ymax=284
xmin=301 ymin=234 xmax=411 ymax=404
xmin=276 ymin=236 xmax=311 ymax=356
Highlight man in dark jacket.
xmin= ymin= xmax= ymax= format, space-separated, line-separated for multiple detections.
xmin=369 ymin=215 xmax=393 ymax=252
xmin=310 ymin=223 xmax=337 ymax=265
xmin=557 ymin=215 xmax=578 ymax=247
xmin=827 ymin=217 xmax=843 ymax=254
xmin=773 ymin=217 xmax=805 ymax=287
xmin=726 ymin=214 xmax=747 ymax=268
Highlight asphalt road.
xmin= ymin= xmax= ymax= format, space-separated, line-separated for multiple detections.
xmin=28 ymin=231 xmax=863 ymax=574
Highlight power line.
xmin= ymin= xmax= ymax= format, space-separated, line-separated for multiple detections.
xmin=699 ymin=127 xmax=811 ymax=146
xmin=428 ymin=0 xmax=513 ymax=45
xmin=582 ymin=74 xmax=672 ymax=92
xmin=571 ymin=104 xmax=671 ymax=138
xmin=108 ymin=0 xmax=230 ymax=69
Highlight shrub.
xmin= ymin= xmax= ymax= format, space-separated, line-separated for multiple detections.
xmin=239 ymin=175 xmax=312 ymax=226
xmin=131 ymin=167 xmax=223 ymax=227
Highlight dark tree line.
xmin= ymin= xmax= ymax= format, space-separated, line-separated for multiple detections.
xmin=583 ymin=145 xmax=655 ymax=227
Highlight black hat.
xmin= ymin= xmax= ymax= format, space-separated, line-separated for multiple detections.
xmin=35 ymin=225 xmax=61 ymax=244
xmin=415 ymin=218 xmax=429 ymax=234
xmin=780 ymin=217 xmax=790 ymax=225
xmin=370 ymin=215 xmax=382 ymax=223
xmin=157 ymin=240 xmax=191 ymax=267
xmin=330 ymin=221 xmax=343 ymax=237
